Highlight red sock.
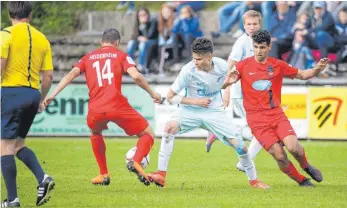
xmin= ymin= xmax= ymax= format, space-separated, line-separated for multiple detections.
xmin=280 ymin=161 xmax=305 ymax=183
xmin=298 ymin=148 xmax=309 ymax=169
xmin=133 ymin=134 xmax=154 ymax=164
xmin=90 ymin=134 xmax=108 ymax=175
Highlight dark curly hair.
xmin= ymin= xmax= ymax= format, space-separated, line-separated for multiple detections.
xmin=191 ymin=37 xmax=214 ymax=54
xmin=252 ymin=30 xmax=271 ymax=46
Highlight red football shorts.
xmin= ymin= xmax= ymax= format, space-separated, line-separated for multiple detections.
xmin=87 ymin=103 xmax=149 ymax=136
xmin=246 ymin=106 xmax=296 ymax=150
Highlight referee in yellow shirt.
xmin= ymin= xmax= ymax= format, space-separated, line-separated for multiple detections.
xmin=1 ymin=2 xmax=55 ymax=207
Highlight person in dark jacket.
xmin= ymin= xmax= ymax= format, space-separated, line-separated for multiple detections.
xmin=127 ymin=7 xmax=159 ymax=73
xmin=304 ymin=1 xmax=339 ymax=59
xmin=268 ymin=1 xmax=297 ymax=59
xmin=335 ymin=7 xmax=347 ymax=63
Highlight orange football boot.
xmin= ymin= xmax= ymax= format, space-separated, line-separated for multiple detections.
xmin=249 ymin=179 xmax=270 ymax=189
xmin=127 ymin=161 xmax=151 ymax=186
xmin=91 ymin=174 xmax=110 ymax=186
xmin=148 ymin=171 xmax=166 ymax=187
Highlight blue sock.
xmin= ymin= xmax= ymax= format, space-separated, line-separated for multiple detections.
xmin=1 ymin=155 xmax=18 ymax=201
xmin=16 ymin=147 xmax=45 ymax=184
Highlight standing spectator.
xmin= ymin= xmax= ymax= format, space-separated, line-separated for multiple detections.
xmin=157 ymin=4 xmax=178 ymax=74
xmin=127 ymin=7 xmax=158 ymax=74
xmin=336 ymin=7 xmax=347 ymax=64
xmin=171 ymin=5 xmax=203 ymax=60
xmin=268 ymin=1 xmax=297 ymax=59
xmin=304 ymin=1 xmax=339 ymax=59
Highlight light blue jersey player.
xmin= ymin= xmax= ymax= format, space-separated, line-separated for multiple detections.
xmin=148 ymin=37 xmax=269 ymax=189
xmin=206 ymin=10 xmax=263 ymax=172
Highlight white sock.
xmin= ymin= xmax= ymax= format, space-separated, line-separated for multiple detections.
xmin=248 ymin=138 xmax=262 ymax=160
xmin=238 ymin=153 xmax=257 ymax=180
xmin=158 ymin=134 xmax=175 ymax=171
xmin=241 ymin=125 xmax=253 ymax=141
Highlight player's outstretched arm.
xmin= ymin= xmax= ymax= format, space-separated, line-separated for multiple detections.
xmin=167 ymin=89 xmax=211 ymax=108
xmin=43 ymin=67 xmax=80 ymax=107
xmin=127 ymin=67 xmax=161 ymax=103
xmin=222 ymin=66 xmax=240 ymax=89
xmin=295 ymin=58 xmax=330 ymax=80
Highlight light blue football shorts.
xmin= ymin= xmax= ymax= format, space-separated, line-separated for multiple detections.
xmin=171 ymin=106 xmax=243 ymax=146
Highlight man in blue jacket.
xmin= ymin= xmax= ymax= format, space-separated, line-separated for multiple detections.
xmin=304 ymin=1 xmax=339 ymax=59
xmin=268 ymin=1 xmax=297 ymax=59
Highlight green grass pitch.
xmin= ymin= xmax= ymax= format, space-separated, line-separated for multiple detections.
xmin=1 ymin=138 xmax=347 ymax=207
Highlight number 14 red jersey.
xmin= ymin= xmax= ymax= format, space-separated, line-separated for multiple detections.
xmin=74 ymin=46 xmax=136 ymax=113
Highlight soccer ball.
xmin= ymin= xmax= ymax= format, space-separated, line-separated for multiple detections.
xmin=125 ymin=147 xmax=150 ymax=168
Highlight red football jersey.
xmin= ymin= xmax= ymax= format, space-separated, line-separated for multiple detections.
xmin=74 ymin=46 xmax=136 ymax=113
xmin=236 ymin=56 xmax=298 ymax=112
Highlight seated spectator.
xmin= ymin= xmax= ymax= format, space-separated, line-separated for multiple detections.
xmin=288 ymin=28 xmax=315 ymax=70
xmin=127 ymin=7 xmax=159 ymax=73
xmin=171 ymin=5 xmax=203 ymax=59
xmin=211 ymin=1 xmax=243 ymax=38
xmin=211 ymin=1 xmax=262 ymax=38
xmin=157 ymin=4 xmax=177 ymax=73
xmin=336 ymin=7 xmax=347 ymax=64
xmin=304 ymin=1 xmax=339 ymax=59
xmin=168 ymin=1 xmax=206 ymax=16
xmin=268 ymin=1 xmax=297 ymax=59
xmin=116 ymin=1 xmax=135 ymax=15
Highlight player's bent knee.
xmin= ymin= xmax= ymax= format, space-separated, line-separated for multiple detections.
xmin=14 ymin=138 xmax=26 ymax=154
xmin=165 ymin=120 xmax=180 ymax=135
xmin=273 ymin=152 xmax=288 ymax=163
xmin=139 ymin=126 xmax=155 ymax=138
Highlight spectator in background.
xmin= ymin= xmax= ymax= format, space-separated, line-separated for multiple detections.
xmin=116 ymin=1 xmax=135 ymax=15
xmin=171 ymin=5 xmax=203 ymax=60
xmin=304 ymin=1 xmax=339 ymax=60
xmin=157 ymin=4 xmax=178 ymax=74
xmin=268 ymin=1 xmax=296 ymax=59
xmin=127 ymin=7 xmax=158 ymax=74
xmin=211 ymin=1 xmax=262 ymax=39
xmin=211 ymin=1 xmax=243 ymax=38
xmin=288 ymin=26 xmax=316 ymax=70
xmin=336 ymin=7 xmax=347 ymax=64
xmin=169 ymin=1 xmax=206 ymax=16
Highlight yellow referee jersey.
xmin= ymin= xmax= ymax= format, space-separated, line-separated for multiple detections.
xmin=1 ymin=22 xmax=53 ymax=89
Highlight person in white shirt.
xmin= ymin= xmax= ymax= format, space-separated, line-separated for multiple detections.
xmin=148 ymin=37 xmax=269 ymax=189
xmin=206 ymin=10 xmax=263 ymax=173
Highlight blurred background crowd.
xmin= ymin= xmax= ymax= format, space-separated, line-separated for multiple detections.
xmin=122 ymin=1 xmax=347 ymax=77
xmin=2 ymin=1 xmax=346 ymax=78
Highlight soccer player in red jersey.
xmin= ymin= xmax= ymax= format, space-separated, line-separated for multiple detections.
xmin=223 ymin=30 xmax=329 ymax=186
xmin=43 ymin=29 xmax=161 ymax=186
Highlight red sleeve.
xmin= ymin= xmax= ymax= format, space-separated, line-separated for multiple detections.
xmin=74 ymin=55 xmax=87 ymax=73
xmin=122 ymin=54 xmax=136 ymax=73
xmin=281 ymin=60 xmax=298 ymax=79
xmin=235 ymin=59 xmax=246 ymax=78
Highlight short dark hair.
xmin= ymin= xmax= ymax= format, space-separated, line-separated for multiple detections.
xmin=8 ymin=1 xmax=32 ymax=20
xmin=191 ymin=37 xmax=214 ymax=54
xmin=101 ymin=29 xmax=121 ymax=43
xmin=252 ymin=30 xmax=271 ymax=46
xmin=340 ymin=7 xmax=347 ymax=13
